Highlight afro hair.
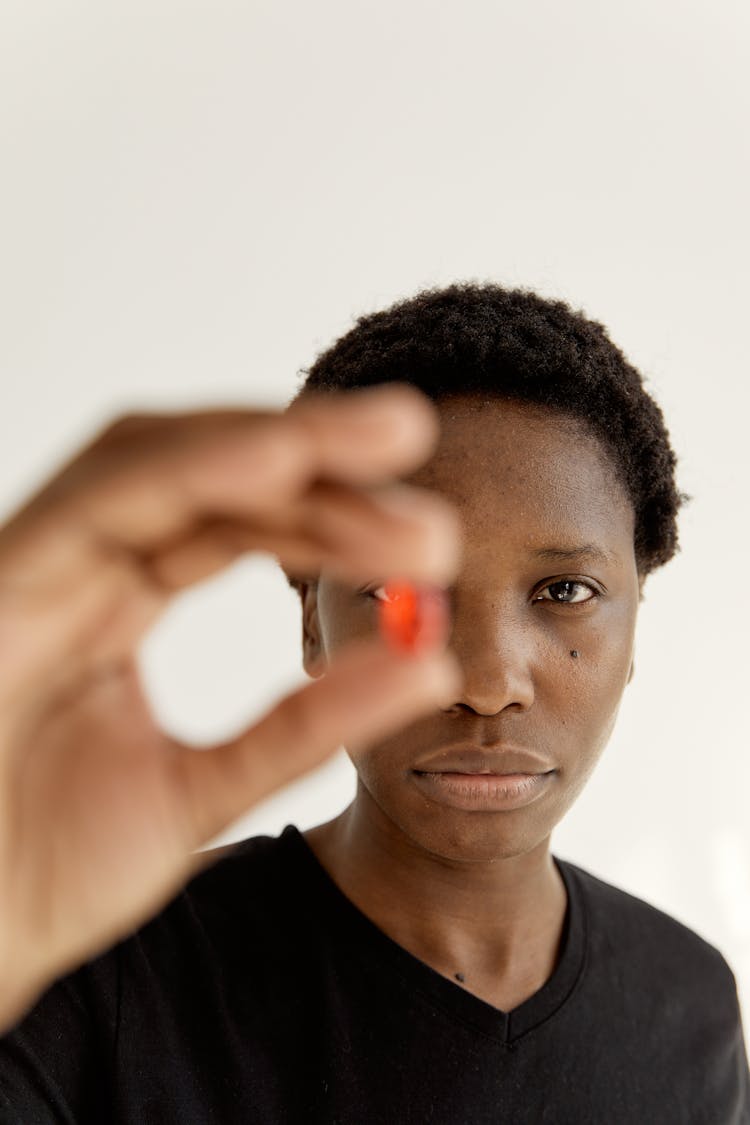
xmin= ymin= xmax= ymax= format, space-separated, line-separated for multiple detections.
xmin=291 ymin=282 xmax=689 ymax=579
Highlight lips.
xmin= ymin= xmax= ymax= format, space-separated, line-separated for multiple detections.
xmin=413 ymin=744 xmax=555 ymax=776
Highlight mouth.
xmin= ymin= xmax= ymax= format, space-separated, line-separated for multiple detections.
xmin=410 ymin=767 xmax=556 ymax=811
xmin=413 ymin=743 xmax=556 ymax=777
xmin=409 ymin=741 xmax=558 ymax=810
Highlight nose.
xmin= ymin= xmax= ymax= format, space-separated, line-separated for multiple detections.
xmin=444 ymin=594 xmax=536 ymax=716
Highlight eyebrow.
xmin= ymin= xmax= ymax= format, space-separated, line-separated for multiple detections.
xmin=529 ymin=544 xmax=621 ymax=568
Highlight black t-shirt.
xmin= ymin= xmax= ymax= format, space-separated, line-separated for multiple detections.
xmin=0 ymin=824 xmax=748 ymax=1124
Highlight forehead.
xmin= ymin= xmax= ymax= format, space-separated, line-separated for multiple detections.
xmin=409 ymin=397 xmax=635 ymax=557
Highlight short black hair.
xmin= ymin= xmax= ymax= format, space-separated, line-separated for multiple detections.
xmin=291 ymin=282 xmax=689 ymax=580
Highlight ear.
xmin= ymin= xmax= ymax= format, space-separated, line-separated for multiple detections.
xmin=300 ymin=581 xmax=326 ymax=679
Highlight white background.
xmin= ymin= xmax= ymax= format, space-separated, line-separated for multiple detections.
xmin=1 ymin=2 xmax=749 ymax=1026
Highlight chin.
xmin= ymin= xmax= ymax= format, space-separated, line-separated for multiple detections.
xmin=356 ymin=772 xmax=559 ymax=864
xmin=392 ymin=806 xmax=552 ymax=865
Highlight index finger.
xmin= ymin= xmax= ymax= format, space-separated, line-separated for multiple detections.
xmin=157 ymin=384 xmax=442 ymax=520
xmin=17 ymin=385 xmax=440 ymax=529
xmin=0 ymin=385 xmax=453 ymax=586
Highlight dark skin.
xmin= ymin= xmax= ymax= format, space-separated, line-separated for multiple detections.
xmin=299 ymin=397 xmax=644 ymax=1012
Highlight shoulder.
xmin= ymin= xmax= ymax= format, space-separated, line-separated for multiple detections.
xmin=159 ymin=825 xmax=299 ymax=933
xmin=189 ymin=827 xmax=291 ymax=896
xmin=79 ymin=826 xmax=303 ymax=985
xmin=558 ymin=856 xmax=739 ymax=1002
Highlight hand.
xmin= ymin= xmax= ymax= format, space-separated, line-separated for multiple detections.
xmin=0 ymin=386 xmax=461 ymax=1029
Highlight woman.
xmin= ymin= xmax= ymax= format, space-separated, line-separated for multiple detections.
xmin=1 ymin=282 xmax=747 ymax=1122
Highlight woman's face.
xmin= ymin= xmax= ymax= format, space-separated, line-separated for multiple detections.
xmin=301 ymin=397 xmax=642 ymax=862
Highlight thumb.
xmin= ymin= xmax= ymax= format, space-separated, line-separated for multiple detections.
xmin=175 ymin=639 xmax=461 ymax=846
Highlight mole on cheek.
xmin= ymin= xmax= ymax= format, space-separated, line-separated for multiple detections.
xmin=570 ymin=650 xmax=579 ymax=659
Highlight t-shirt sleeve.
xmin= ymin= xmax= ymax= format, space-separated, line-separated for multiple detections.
xmin=0 ymin=957 xmax=115 ymax=1125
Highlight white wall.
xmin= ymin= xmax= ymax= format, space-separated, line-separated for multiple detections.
xmin=2 ymin=0 xmax=748 ymax=1025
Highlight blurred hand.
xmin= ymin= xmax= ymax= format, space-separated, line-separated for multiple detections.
xmin=0 ymin=386 xmax=461 ymax=1029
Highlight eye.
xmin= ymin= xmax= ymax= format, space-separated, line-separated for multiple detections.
xmin=369 ymin=585 xmax=395 ymax=603
xmin=534 ymin=579 xmax=599 ymax=605
xmin=360 ymin=584 xmax=404 ymax=604
xmin=360 ymin=584 xmax=390 ymax=603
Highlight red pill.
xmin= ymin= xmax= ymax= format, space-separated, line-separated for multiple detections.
xmin=378 ymin=580 xmax=449 ymax=655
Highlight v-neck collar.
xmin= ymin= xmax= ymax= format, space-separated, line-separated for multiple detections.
xmin=281 ymin=823 xmax=588 ymax=1046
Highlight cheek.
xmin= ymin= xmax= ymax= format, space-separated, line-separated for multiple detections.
xmin=555 ymin=620 xmax=635 ymax=742
xmin=563 ymin=587 xmax=636 ymax=673
xmin=342 ymin=721 xmax=419 ymax=784
xmin=344 ymin=724 xmax=401 ymax=762
xmin=529 ymin=597 xmax=635 ymax=745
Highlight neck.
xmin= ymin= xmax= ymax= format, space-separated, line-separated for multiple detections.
xmin=304 ymin=785 xmax=568 ymax=991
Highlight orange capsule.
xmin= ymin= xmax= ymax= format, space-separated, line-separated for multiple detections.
xmin=378 ymin=580 xmax=449 ymax=655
